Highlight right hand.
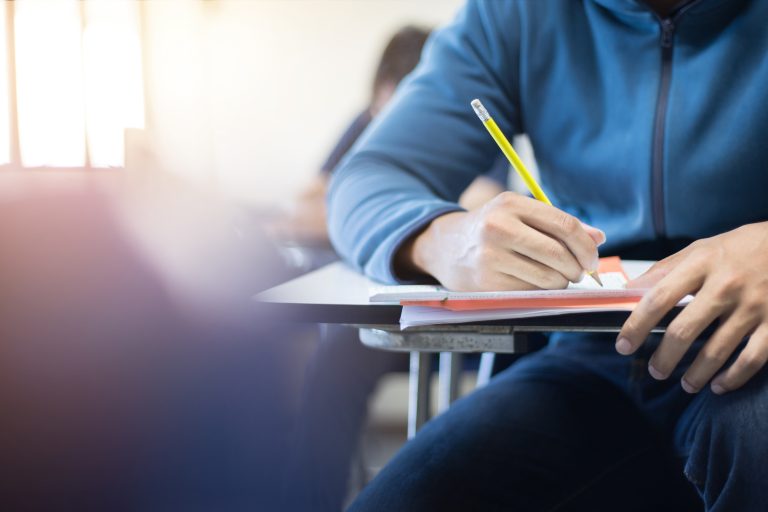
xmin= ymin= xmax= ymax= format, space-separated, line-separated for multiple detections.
xmin=398 ymin=192 xmax=606 ymax=291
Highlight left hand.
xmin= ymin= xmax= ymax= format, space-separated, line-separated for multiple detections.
xmin=616 ymin=221 xmax=768 ymax=395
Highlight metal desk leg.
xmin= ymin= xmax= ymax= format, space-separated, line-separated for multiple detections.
xmin=407 ymin=351 xmax=431 ymax=439
xmin=438 ymin=352 xmax=462 ymax=414
xmin=476 ymin=352 xmax=495 ymax=388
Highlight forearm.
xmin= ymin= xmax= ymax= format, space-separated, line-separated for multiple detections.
xmin=327 ymin=160 xmax=463 ymax=283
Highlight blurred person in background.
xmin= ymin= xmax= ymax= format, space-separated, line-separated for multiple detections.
xmin=272 ymin=25 xmax=508 ymax=246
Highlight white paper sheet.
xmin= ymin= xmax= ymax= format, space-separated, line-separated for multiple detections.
xmin=370 ymin=272 xmax=635 ymax=303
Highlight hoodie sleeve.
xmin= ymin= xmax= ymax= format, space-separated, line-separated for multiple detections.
xmin=327 ymin=0 xmax=522 ymax=283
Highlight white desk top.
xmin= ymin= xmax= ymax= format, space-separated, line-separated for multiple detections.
xmin=258 ymin=261 xmax=374 ymax=306
xmin=256 ymin=260 xmax=656 ymax=325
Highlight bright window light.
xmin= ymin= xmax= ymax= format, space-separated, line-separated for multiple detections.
xmin=15 ymin=0 xmax=86 ymax=167
xmin=0 ymin=5 xmax=11 ymax=165
xmin=12 ymin=0 xmax=144 ymax=168
xmin=83 ymin=0 xmax=144 ymax=167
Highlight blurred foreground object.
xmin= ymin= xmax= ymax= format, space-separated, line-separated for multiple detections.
xmin=0 ymin=178 xmax=297 ymax=510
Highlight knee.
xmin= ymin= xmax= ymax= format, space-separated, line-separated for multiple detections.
xmin=680 ymin=368 xmax=768 ymax=506
xmin=696 ymin=367 xmax=768 ymax=448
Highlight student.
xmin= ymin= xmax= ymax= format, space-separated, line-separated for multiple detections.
xmin=273 ymin=25 xmax=430 ymax=244
xmin=329 ymin=1 xmax=768 ymax=510
xmin=281 ymin=26 xmax=509 ymax=512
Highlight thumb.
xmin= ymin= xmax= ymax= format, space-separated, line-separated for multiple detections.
xmin=580 ymin=222 xmax=606 ymax=247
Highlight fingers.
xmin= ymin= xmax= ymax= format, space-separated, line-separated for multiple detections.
xmin=486 ymin=271 xmax=540 ymax=292
xmin=711 ymin=324 xmax=768 ymax=394
xmin=616 ymin=256 xmax=706 ymax=355
xmin=494 ymin=224 xmax=584 ymax=283
xmin=472 ymin=256 xmax=539 ymax=291
xmin=627 ymin=242 xmax=700 ymax=289
xmin=681 ymin=310 xmax=759 ymax=393
xmin=481 ymin=249 xmax=568 ymax=290
xmin=514 ymin=196 xmax=600 ymax=273
xmin=479 ymin=193 xmax=593 ymax=284
xmin=647 ymin=285 xmax=729 ymax=379
xmin=612 ymin=225 xmax=768 ymax=395
xmin=495 ymin=250 xmax=570 ymax=290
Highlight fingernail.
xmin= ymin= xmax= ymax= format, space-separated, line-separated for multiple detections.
xmin=648 ymin=364 xmax=666 ymax=380
xmin=711 ymin=382 xmax=726 ymax=395
xmin=590 ymin=257 xmax=600 ymax=274
xmin=615 ymin=337 xmax=633 ymax=355
xmin=681 ymin=378 xmax=698 ymax=394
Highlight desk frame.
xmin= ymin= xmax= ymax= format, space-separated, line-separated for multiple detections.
xmin=358 ymin=324 xmax=666 ymax=438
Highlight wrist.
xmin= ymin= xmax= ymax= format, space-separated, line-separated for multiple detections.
xmin=397 ymin=211 xmax=467 ymax=279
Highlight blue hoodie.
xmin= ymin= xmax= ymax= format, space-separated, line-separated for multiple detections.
xmin=328 ymin=0 xmax=768 ymax=284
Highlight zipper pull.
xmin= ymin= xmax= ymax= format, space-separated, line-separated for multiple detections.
xmin=660 ymin=18 xmax=675 ymax=48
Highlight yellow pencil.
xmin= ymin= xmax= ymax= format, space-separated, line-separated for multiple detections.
xmin=470 ymin=99 xmax=603 ymax=287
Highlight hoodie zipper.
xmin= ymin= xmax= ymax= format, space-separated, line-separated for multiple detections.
xmin=649 ymin=0 xmax=702 ymax=237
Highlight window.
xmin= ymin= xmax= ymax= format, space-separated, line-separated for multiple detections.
xmin=1 ymin=0 xmax=144 ymax=169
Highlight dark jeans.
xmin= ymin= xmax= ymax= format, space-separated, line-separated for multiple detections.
xmin=349 ymin=332 xmax=768 ymax=511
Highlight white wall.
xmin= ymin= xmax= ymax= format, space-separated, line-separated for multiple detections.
xmin=141 ymin=0 xmax=466 ymax=207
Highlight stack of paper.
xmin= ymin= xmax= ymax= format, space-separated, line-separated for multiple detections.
xmin=369 ymin=257 xmax=655 ymax=329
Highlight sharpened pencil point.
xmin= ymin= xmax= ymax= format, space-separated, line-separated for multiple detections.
xmin=588 ymin=271 xmax=603 ymax=287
